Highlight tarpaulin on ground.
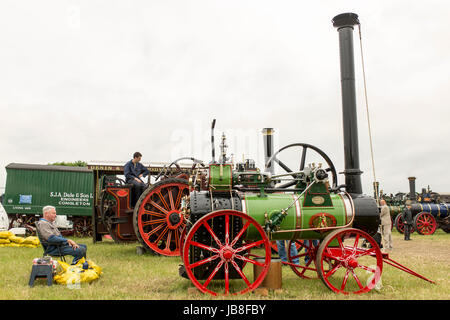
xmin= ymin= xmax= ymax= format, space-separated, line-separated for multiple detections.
xmin=53 ymin=258 xmax=102 ymax=286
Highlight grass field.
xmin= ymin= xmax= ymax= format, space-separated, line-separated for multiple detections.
xmin=0 ymin=229 xmax=448 ymax=300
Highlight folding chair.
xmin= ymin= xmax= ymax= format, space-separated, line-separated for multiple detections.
xmin=35 ymin=221 xmax=67 ymax=263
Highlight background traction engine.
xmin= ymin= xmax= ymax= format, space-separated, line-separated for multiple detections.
xmin=401 ymin=178 xmax=450 ymax=235
xmin=383 ymin=177 xmax=450 ymax=235
xmin=98 ymin=158 xmax=201 ymax=247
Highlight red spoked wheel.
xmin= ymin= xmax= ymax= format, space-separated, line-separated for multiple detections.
xmin=182 ymin=210 xmax=271 ymax=296
xmin=394 ymin=214 xmax=415 ymax=234
xmin=133 ymin=178 xmax=189 ymax=256
xmin=287 ymin=239 xmax=320 ymax=279
xmin=414 ymin=212 xmax=437 ymax=235
xmin=316 ymin=228 xmax=383 ymax=294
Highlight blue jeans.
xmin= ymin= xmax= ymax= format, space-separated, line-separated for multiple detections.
xmin=129 ymin=179 xmax=146 ymax=206
xmin=276 ymin=240 xmax=299 ymax=264
xmin=47 ymin=244 xmax=87 ymax=265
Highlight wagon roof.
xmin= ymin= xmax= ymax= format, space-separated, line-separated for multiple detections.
xmin=6 ymin=163 xmax=92 ymax=173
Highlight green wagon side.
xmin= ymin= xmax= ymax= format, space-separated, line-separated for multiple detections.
xmin=3 ymin=163 xmax=94 ymax=217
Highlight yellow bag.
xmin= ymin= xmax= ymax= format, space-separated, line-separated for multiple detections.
xmin=53 ymin=258 xmax=102 ymax=286
xmin=9 ymin=235 xmax=25 ymax=244
xmin=23 ymin=244 xmax=39 ymax=248
xmin=0 ymin=239 xmax=10 ymax=244
xmin=0 ymin=231 xmax=13 ymax=239
xmin=6 ymin=243 xmax=20 ymax=247
xmin=54 ymin=261 xmax=78 ymax=285
xmin=23 ymin=236 xmax=40 ymax=246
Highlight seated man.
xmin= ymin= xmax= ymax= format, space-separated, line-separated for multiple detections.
xmin=124 ymin=151 xmax=150 ymax=206
xmin=36 ymin=205 xmax=87 ymax=265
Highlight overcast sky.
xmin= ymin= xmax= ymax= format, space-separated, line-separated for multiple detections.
xmin=1 ymin=1 xmax=449 ymax=197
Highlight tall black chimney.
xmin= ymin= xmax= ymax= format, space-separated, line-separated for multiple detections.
xmin=331 ymin=13 xmax=379 ymax=235
xmin=408 ymin=176 xmax=416 ymax=201
xmin=332 ymin=13 xmax=363 ymax=195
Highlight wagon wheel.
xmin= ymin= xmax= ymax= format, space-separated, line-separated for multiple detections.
xmin=155 ymin=157 xmax=205 ymax=182
xmin=133 ymin=178 xmax=189 ymax=256
xmin=414 ymin=212 xmax=437 ymax=235
xmin=182 ymin=210 xmax=271 ymax=296
xmin=316 ymin=228 xmax=383 ymax=294
xmin=394 ymin=214 xmax=415 ymax=234
xmin=265 ymin=143 xmax=338 ymax=189
xmin=287 ymin=239 xmax=321 ymax=279
xmin=9 ymin=214 xmax=37 ymax=234
xmin=73 ymin=217 xmax=93 ymax=237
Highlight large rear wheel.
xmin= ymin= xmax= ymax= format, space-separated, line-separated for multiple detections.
xmin=316 ymin=228 xmax=383 ymax=294
xmin=133 ymin=178 xmax=189 ymax=256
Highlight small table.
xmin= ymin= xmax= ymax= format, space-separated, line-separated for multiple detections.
xmin=29 ymin=264 xmax=54 ymax=287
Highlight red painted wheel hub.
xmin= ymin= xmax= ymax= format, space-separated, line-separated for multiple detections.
xmin=221 ymin=247 xmax=235 ymax=260
xmin=346 ymin=257 xmax=359 ymax=269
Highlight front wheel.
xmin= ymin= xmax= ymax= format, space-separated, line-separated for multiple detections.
xmin=182 ymin=210 xmax=271 ymax=296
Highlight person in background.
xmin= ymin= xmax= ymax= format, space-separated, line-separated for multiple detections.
xmin=303 ymin=239 xmax=319 ymax=263
xmin=36 ymin=205 xmax=87 ymax=265
xmin=124 ymin=152 xmax=150 ymax=206
xmin=402 ymin=203 xmax=413 ymax=241
xmin=379 ymin=199 xmax=393 ymax=252
xmin=276 ymin=240 xmax=299 ymax=265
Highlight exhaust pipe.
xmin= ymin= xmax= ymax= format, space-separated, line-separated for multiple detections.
xmin=332 ymin=13 xmax=363 ymax=195
xmin=211 ymin=119 xmax=216 ymax=164
xmin=408 ymin=176 xmax=416 ymax=201
xmin=262 ymin=128 xmax=275 ymax=175
xmin=332 ymin=13 xmax=379 ymax=235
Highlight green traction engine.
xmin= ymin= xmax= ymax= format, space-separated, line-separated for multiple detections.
xmin=179 ymin=119 xmax=380 ymax=296
xmin=176 ymin=13 xmax=386 ymax=296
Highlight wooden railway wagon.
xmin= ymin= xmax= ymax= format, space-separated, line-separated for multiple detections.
xmin=2 ymin=163 xmax=94 ymax=236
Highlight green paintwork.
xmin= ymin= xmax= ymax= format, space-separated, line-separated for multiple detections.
xmin=243 ymin=192 xmax=348 ymax=241
xmin=3 ymin=164 xmax=94 ymax=216
xmin=389 ymin=205 xmax=403 ymax=216
xmin=302 ymin=182 xmax=333 ymax=207
xmin=209 ymin=164 xmax=233 ymax=191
